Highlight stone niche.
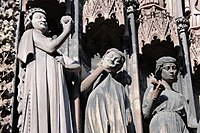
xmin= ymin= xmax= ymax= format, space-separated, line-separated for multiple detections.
xmin=1 ymin=0 xmax=200 ymax=132
xmin=81 ymin=0 xmax=126 ymax=70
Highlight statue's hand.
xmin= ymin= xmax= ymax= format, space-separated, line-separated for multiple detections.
xmin=149 ymin=73 xmax=156 ymax=83
xmin=60 ymin=15 xmax=72 ymax=31
xmin=125 ymin=108 xmax=132 ymax=125
xmin=151 ymin=80 xmax=165 ymax=100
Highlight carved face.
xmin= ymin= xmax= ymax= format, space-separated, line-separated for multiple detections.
xmin=161 ymin=62 xmax=178 ymax=83
xmin=101 ymin=51 xmax=123 ymax=72
xmin=31 ymin=12 xmax=48 ymax=33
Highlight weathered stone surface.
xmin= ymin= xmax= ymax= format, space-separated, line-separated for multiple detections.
xmin=0 ymin=0 xmax=19 ymax=132
xmin=0 ymin=0 xmax=200 ymax=133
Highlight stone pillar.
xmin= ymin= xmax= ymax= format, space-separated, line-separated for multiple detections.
xmin=71 ymin=0 xmax=81 ymax=132
xmin=125 ymin=1 xmax=143 ymax=133
xmin=175 ymin=0 xmax=197 ymax=121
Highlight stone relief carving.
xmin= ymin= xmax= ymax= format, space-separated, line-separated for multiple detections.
xmin=176 ymin=17 xmax=189 ymax=33
xmin=0 ymin=0 xmax=200 ymax=132
xmin=82 ymin=0 xmax=125 ymax=32
xmin=142 ymin=56 xmax=200 ymax=133
xmin=189 ymin=0 xmax=200 ymax=122
xmin=82 ymin=0 xmax=126 ymax=60
xmin=17 ymin=8 xmax=80 ymax=133
xmin=81 ymin=48 xmax=134 ymax=133
xmin=189 ymin=0 xmax=200 ymax=71
xmin=138 ymin=1 xmax=179 ymax=53
xmin=0 ymin=0 xmax=19 ymax=132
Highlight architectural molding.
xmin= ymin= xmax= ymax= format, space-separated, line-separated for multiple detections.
xmin=138 ymin=3 xmax=178 ymax=53
xmin=82 ymin=0 xmax=125 ymax=32
xmin=175 ymin=17 xmax=189 ymax=33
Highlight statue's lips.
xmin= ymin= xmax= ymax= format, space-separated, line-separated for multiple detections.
xmin=39 ymin=22 xmax=47 ymax=26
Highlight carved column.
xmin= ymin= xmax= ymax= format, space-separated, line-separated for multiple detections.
xmin=124 ymin=0 xmax=143 ymax=133
xmin=71 ymin=0 xmax=81 ymax=132
xmin=175 ymin=0 xmax=197 ymax=121
xmin=189 ymin=0 xmax=200 ymax=120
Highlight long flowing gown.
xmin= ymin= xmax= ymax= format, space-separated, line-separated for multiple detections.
xmin=17 ymin=29 xmax=73 ymax=133
xmin=142 ymin=84 xmax=196 ymax=133
xmin=84 ymin=73 xmax=128 ymax=133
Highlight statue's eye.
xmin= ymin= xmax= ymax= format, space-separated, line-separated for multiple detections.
xmin=172 ymin=66 xmax=177 ymax=70
xmin=163 ymin=66 xmax=170 ymax=70
xmin=163 ymin=65 xmax=177 ymax=71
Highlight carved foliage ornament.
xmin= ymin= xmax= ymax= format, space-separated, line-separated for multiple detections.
xmin=175 ymin=17 xmax=189 ymax=33
xmin=0 ymin=0 xmax=19 ymax=132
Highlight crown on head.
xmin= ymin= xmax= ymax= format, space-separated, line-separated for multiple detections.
xmin=24 ymin=8 xmax=46 ymax=29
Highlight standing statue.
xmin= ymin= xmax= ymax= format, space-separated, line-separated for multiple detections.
xmin=17 ymin=8 xmax=80 ymax=133
xmin=142 ymin=56 xmax=200 ymax=133
xmin=81 ymin=48 xmax=133 ymax=133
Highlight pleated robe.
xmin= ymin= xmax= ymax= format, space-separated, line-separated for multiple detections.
xmin=17 ymin=29 xmax=73 ymax=133
xmin=84 ymin=73 xmax=127 ymax=133
xmin=143 ymin=84 xmax=198 ymax=133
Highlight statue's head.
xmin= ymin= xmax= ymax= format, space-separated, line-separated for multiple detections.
xmin=100 ymin=48 xmax=125 ymax=73
xmin=24 ymin=8 xmax=48 ymax=33
xmin=155 ymin=56 xmax=179 ymax=83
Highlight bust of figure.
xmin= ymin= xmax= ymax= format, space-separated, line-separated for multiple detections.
xmin=142 ymin=56 xmax=200 ymax=133
xmin=17 ymin=8 xmax=79 ymax=133
xmin=81 ymin=48 xmax=133 ymax=133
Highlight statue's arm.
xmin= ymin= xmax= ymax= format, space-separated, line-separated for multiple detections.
xmin=80 ymin=66 xmax=107 ymax=92
xmin=142 ymin=79 xmax=165 ymax=119
xmin=33 ymin=16 xmax=72 ymax=53
xmin=142 ymin=84 xmax=160 ymax=119
xmin=142 ymin=85 xmax=154 ymax=119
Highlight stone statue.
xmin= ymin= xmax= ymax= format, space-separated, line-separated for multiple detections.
xmin=142 ymin=56 xmax=200 ymax=133
xmin=81 ymin=48 xmax=133 ymax=133
xmin=17 ymin=8 xmax=80 ymax=133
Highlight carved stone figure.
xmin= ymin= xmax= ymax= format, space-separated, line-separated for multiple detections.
xmin=81 ymin=48 xmax=133 ymax=133
xmin=142 ymin=56 xmax=200 ymax=133
xmin=17 ymin=8 xmax=80 ymax=133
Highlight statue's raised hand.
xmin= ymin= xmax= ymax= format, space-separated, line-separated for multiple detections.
xmin=60 ymin=15 xmax=72 ymax=31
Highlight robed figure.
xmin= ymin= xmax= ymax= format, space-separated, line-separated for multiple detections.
xmin=81 ymin=48 xmax=133 ymax=133
xmin=17 ymin=8 xmax=80 ymax=133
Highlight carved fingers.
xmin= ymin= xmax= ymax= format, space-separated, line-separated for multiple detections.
xmin=60 ymin=15 xmax=72 ymax=30
xmin=151 ymin=80 xmax=164 ymax=100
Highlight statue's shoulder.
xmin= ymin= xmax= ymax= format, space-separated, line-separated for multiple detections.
xmin=21 ymin=29 xmax=34 ymax=38
xmin=24 ymin=29 xmax=34 ymax=34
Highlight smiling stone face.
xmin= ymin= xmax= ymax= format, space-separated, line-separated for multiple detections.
xmin=31 ymin=12 xmax=48 ymax=33
xmin=161 ymin=62 xmax=178 ymax=83
xmin=101 ymin=50 xmax=123 ymax=73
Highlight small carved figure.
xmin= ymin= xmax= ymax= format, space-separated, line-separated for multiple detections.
xmin=142 ymin=56 xmax=200 ymax=133
xmin=17 ymin=8 xmax=80 ymax=133
xmin=81 ymin=48 xmax=133 ymax=133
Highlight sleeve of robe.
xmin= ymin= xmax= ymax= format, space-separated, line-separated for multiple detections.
xmin=17 ymin=29 xmax=35 ymax=64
